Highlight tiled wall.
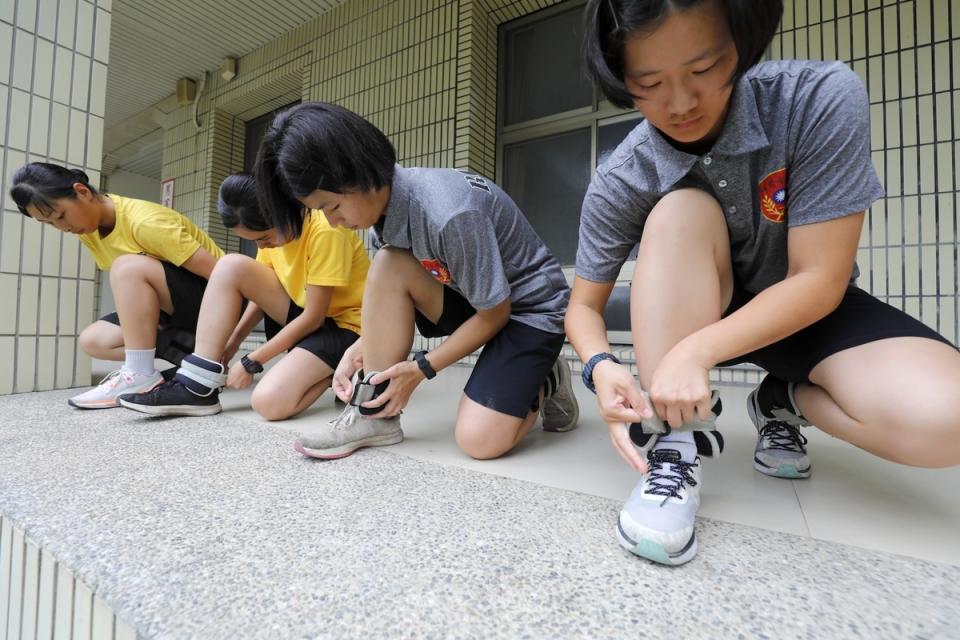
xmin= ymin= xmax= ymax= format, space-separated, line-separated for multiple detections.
xmin=0 ymin=0 xmax=111 ymax=394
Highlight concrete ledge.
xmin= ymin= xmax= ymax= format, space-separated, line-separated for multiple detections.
xmin=1 ymin=390 xmax=958 ymax=638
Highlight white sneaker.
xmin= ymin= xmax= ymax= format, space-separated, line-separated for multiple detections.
xmin=68 ymin=368 xmax=164 ymax=409
xmin=617 ymin=444 xmax=702 ymax=566
xmin=294 ymin=370 xmax=403 ymax=459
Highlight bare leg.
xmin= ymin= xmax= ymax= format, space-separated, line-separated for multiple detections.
xmin=797 ymin=337 xmax=960 ymax=467
xmin=109 ymin=254 xmax=174 ymax=349
xmin=630 ymin=189 xmax=733 ymax=387
xmin=192 ymin=254 xmax=292 ymax=361
xmin=251 ymin=347 xmax=335 ymax=421
xmin=360 ymin=246 xmax=444 ymax=372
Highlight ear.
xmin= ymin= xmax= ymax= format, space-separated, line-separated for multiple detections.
xmin=73 ymin=182 xmax=93 ymax=201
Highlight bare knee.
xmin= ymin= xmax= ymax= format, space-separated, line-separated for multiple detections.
xmin=368 ymin=246 xmax=420 ymax=284
xmin=251 ymin=384 xmax=296 ymax=421
xmin=210 ymin=253 xmax=255 ymax=284
xmin=109 ymin=254 xmax=158 ymax=286
xmin=78 ymin=321 xmax=121 ymax=357
xmin=454 ymin=417 xmax=521 ymax=460
xmin=644 ymin=188 xmax=725 ymax=241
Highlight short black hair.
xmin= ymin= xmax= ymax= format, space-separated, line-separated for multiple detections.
xmin=254 ymin=101 xmax=396 ymax=239
xmin=583 ymin=0 xmax=783 ymax=109
xmin=217 ymin=172 xmax=271 ymax=232
xmin=9 ymin=162 xmax=99 ymax=217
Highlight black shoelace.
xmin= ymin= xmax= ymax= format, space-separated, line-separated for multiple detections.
xmin=759 ymin=422 xmax=808 ymax=452
xmin=645 ymin=449 xmax=699 ymax=507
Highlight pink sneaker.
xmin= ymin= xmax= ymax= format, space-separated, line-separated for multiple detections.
xmin=68 ymin=368 xmax=163 ymax=409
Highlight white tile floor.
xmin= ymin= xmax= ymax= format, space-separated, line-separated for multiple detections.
xmin=93 ymin=358 xmax=960 ymax=565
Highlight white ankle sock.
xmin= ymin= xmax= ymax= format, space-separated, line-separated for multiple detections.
xmin=124 ymin=348 xmax=156 ymax=376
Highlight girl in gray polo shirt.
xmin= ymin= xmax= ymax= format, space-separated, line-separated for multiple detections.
xmin=569 ymin=0 xmax=959 ymax=566
xmin=254 ymin=102 xmax=578 ymax=462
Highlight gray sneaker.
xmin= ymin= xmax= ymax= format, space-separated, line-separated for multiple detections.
xmin=541 ymin=357 xmax=580 ymax=432
xmin=294 ymin=370 xmax=403 ymax=459
xmin=747 ymin=386 xmax=811 ymax=479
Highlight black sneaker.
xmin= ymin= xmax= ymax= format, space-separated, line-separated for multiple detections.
xmin=118 ymin=379 xmax=221 ymax=417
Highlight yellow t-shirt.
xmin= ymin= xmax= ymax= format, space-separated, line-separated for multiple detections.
xmin=256 ymin=212 xmax=369 ymax=335
xmin=78 ymin=194 xmax=225 ymax=270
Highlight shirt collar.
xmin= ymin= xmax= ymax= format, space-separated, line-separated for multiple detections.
xmin=377 ymin=165 xmax=412 ymax=248
xmin=646 ymin=73 xmax=770 ymax=192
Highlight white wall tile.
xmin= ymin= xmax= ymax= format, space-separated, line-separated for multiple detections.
xmin=60 ymin=233 xmax=80 ymax=277
xmin=33 ymin=37 xmax=54 ymax=98
xmin=15 ymin=336 xmax=36 ymax=392
xmin=20 ymin=212 xmax=42 ymax=273
xmin=41 ymin=224 xmax=62 ymax=275
xmin=79 ymin=250 xmax=96 ymax=279
xmin=0 ymin=84 xmax=8 ymax=147
xmin=68 ymin=107 xmax=87 ymax=165
xmin=57 ymin=337 xmax=78 ymax=388
xmin=13 ymin=28 xmax=35 ymax=90
xmin=36 ymin=0 xmax=58 ymax=40
xmin=36 ymin=550 xmax=57 ymax=640
xmin=15 ymin=0 xmax=37 ymax=31
xmin=0 ymin=23 xmax=11 ymax=86
xmin=0 ymin=0 xmax=13 ymax=22
xmin=8 ymin=88 xmax=31 ymax=150
xmin=39 ymin=277 xmax=59 ymax=333
xmin=52 ymin=562 xmax=75 ymax=640
xmin=74 ymin=0 xmax=93 ymax=56
xmin=98 ymin=0 xmax=112 ymax=10
xmin=57 ymin=278 xmax=77 ymax=334
xmin=89 ymin=61 xmax=107 ymax=117
xmin=29 ymin=95 xmax=50 ymax=153
xmin=74 ymin=341 xmax=90 ymax=386
xmin=78 ymin=277 xmax=94 ymax=326
xmin=56 ymin=0 xmax=77 ymax=47
xmin=37 ymin=336 xmax=56 ymax=389
xmin=71 ymin=53 xmax=90 ymax=109
xmin=52 ymin=45 xmax=72 ymax=104
xmin=0 ymin=274 xmax=17 ymax=333
xmin=86 ymin=114 xmax=103 ymax=169
xmin=0 ymin=338 xmax=13 ymax=394
xmin=93 ymin=7 xmax=109 ymax=63
xmin=0 ymin=211 xmax=22 ymax=272
xmin=18 ymin=275 xmax=39 ymax=332
xmin=49 ymin=101 xmax=69 ymax=161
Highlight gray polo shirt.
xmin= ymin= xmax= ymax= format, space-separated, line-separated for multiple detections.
xmin=577 ymin=60 xmax=885 ymax=294
xmin=374 ymin=166 xmax=569 ymax=334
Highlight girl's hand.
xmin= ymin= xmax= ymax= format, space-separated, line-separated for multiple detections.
xmin=226 ymin=361 xmax=254 ymax=390
xmin=592 ymin=360 xmax=654 ymax=473
xmin=333 ymin=341 xmax=363 ymax=402
xmin=649 ymin=344 xmax=713 ymax=430
xmin=362 ymin=361 xmax=424 ymax=418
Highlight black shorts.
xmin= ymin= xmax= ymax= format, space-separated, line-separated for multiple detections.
xmin=101 ymin=261 xmax=207 ymax=333
xmin=718 ymin=285 xmax=956 ymax=383
xmin=264 ymin=301 xmax=359 ymax=370
xmin=415 ymin=286 xmax=565 ymax=418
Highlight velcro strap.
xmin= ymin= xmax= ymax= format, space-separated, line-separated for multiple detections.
xmin=635 ymin=390 xmax=722 ymax=435
xmin=177 ymin=359 xmax=227 ymax=391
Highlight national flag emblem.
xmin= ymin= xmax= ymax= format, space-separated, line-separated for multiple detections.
xmin=758 ymin=168 xmax=787 ymax=223
xmin=420 ymin=259 xmax=452 ymax=284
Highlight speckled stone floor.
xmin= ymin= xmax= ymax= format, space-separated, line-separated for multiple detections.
xmin=1 ymin=389 xmax=958 ymax=639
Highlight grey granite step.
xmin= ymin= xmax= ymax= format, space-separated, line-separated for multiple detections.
xmin=1 ymin=389 xmax=958 ymax=639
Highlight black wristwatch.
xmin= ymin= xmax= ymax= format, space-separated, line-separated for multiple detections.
xmin=240 ymin=353 xmax=264 ymax=374
xmin=413 ymin=350 xmax=437 ymax=380
xmin=581 ymin=352 xmax=621 ymax=393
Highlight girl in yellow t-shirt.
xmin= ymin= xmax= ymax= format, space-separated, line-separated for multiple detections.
xmin=10 ymin=162 xmax=224 ymax=408
xmin=118 ymin=173 xmax=369 ymax=421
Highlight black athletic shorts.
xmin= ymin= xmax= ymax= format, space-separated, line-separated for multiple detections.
xmin=101 ymin=261 xmax=207 ymax=332
xmin=264 ymin=301 xmax=359 ymax=370
xmin=718 ymin=285 xmax=956 ymax=383
xmin=415 ymin=286 xmax=565 ymax=419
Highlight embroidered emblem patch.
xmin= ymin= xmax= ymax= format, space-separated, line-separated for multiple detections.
xmin=758 ymin=168 xmax=787 ymax=223
xmin=420 ymin=259 xmax=452 ymax=284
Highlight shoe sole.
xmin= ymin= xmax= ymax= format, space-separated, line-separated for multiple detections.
xmin=294 ymin=432 xmax=403 ymax=459
xmin=118 ymin=398 xmax=222 ymax=417
xmin=68 ymin=379 xmax=164 ymax=410
xmin=616 ymin=518 xmax=697 ymax=566
xmin=746 ymin=390 xmax=811 ymax=480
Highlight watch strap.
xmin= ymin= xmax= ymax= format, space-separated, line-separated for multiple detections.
xmin=414 ymin=350 xmax=436 ymax=380
xmin=582 ymin=352 xmax=621 ymax=393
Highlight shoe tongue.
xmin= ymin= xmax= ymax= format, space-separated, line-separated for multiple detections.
xmin=652 ymin=438 xmax=697 ymax=464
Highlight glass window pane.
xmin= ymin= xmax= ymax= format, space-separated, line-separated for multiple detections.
xmin=597 ymin=116 xmax=644 ymax=167
xmin=502 ymin=128 xmax=591 ymax=266
xmin=503 ymin=7 xmax=592 ymax=125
